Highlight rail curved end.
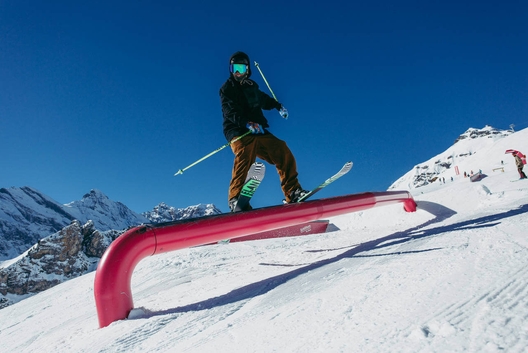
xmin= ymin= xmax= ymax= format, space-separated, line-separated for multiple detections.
xmin=94 ymin=224 xmax=156 ymax=328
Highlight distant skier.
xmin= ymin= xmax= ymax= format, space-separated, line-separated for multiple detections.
xmin=219 ymin=51 xmax=307 ymax=212
xmin=513 ymin=152 xmax=527 ymax=179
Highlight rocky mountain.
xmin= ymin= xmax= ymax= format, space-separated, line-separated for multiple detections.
xmin=0 ymin=187 xmax=148 ymax=260
xmin=389 ymin=125 xmax=514 ymax=190
xmin=0 ymin=189 xmax=222 ymax=309
xmin=142 ymin=202 xmax=222 ymax=223
xmin=0 ymin=220 xmax=122 ymax=309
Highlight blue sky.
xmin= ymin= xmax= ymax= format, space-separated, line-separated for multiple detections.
xmin=1 ymin=1 xmax=527 ymax=214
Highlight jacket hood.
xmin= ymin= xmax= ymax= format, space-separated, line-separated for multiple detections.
xmin=229 ymin=51 xmax=252 ymax=78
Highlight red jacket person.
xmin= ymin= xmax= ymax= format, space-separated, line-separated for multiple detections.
xmin=513 ymin=152 xmax=527 ymax=179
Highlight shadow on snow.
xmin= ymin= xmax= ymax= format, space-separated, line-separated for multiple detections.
xmin=134 ymin=202 xmax=528 ymax=320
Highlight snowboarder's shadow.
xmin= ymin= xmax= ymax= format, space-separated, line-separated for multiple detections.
xmin=135 ymin=202 xmax=528 ymax=320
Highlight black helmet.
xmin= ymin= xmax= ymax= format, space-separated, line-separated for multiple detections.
xmin=229 ymin=51 xmax=251 ymax=78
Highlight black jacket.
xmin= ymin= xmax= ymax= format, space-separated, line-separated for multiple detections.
xmin=220 ymin=76 xmax=281 ymax=142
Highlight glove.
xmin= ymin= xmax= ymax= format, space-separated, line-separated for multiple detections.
xmin=246 ymin=122 xmax=265 ymax=134
xmin=279 ymin=106 xmax=289 ymax=119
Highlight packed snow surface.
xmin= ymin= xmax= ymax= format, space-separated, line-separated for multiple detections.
xmin=1 ymin=128 xmax=527 ymax=352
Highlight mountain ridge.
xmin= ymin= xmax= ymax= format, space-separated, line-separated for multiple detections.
xmin=0 ymin=187 xmax=222 ymax=261
xmin=0 ymin=189 xmax=222 ymax=309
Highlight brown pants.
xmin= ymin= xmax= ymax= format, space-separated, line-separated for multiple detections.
xmin=229 ymin=134 xmax=301 ymax=203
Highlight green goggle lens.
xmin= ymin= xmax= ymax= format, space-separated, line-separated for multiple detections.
xmin=230 ymin=63 xmax=248 ymax=74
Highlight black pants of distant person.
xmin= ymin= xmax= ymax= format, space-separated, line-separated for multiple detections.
xmin=518 ymin=167 xmax=527 ymax=179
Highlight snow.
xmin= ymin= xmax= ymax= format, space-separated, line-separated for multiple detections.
xmin=0 ymin=248 xmax=30 ymax=269
xmin=1 ymin=128 xmax=527 ymax=352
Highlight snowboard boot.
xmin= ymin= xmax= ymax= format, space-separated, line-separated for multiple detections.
xmin=228 ymin=197 xmax=253 ymax=213
xmin=288 ymin=187 xmax=310 ymax=203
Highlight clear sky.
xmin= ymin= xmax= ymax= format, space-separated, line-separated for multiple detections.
xmin=1 ymin=1 xmax=527 ymax=214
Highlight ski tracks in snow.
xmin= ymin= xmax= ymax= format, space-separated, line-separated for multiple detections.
xmin=392 ymin=264 xmax=528 ymax=352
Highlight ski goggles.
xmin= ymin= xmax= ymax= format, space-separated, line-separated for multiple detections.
xmin=230 ymin=63 xmax=248 ymax=74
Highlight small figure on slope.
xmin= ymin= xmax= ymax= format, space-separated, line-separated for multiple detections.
xmin=513 ymin=152 xmax=527 ymax=179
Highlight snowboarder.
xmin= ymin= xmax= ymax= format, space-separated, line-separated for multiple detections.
xmin=513 ymin=152 xmax=527 ymax=179
xmin=219 ymin=51 xmax=307 ymax=212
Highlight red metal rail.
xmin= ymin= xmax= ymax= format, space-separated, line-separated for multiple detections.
xmin=94 ymin=191 xmax=416 ymax=327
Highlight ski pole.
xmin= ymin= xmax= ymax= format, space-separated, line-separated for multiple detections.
xmin=254 ymin=61 xmax=278 ymax=102
xmin=174 ymin=130 xmax=252 ymax=176
xmin=254 ymin=61 xmax=289 ymax=119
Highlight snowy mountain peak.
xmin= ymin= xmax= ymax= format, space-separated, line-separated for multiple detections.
xmin=66 ymin=189 xmax=113 ymax=209
xmin=454 ymin=125 xmax=512 ymax=144
xmin=63 ymin=190 xmax=148 ymax=233
xmin=143 ymin=202 xmax=222 ymax=223
xmin=82 ymin=189 xmax=109 ymax=201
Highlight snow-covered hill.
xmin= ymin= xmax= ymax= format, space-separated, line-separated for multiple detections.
xmin=0 ymin=126 xmax=527 ymax=352
xmin=390 ymin=125 xmax=514 ymax=190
